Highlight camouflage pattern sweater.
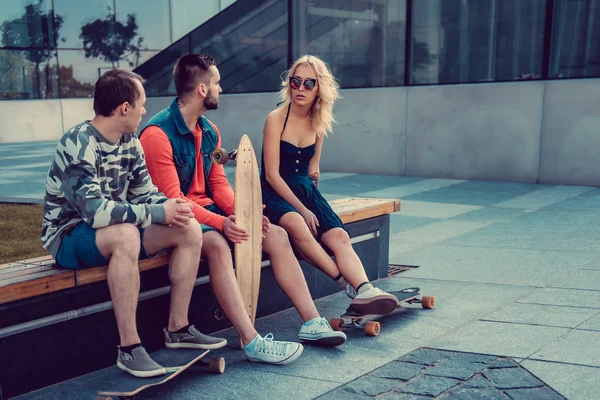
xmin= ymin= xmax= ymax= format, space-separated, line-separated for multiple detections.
xmin=41 ymin=121 xmax=167 ymax=258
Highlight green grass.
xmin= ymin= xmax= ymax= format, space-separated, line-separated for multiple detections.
xmin=0 ymin=203 xmax=48 ymax=264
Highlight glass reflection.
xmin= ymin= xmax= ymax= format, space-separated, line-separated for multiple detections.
xmin=0 ymin=49 xmax=58 ymax=99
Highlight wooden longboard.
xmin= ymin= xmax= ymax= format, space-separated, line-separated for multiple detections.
xmin=233 ymin=135 xmax=262 ymax=348
xmin=96 ymin=348 xmax=224 ymax=399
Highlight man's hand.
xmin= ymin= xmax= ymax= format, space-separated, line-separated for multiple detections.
xmin=223 ymin=215 xmax=249 ymax=244
xmin=163 ymin=198 xmax=194 ymax=228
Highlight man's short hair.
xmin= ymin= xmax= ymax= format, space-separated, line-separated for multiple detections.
xmin=93 ymin=69 xmax=145 ymax=117
xmin=173 ymin=53 xmax=216 ymax=98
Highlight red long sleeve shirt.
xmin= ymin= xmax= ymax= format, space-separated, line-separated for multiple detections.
xmin=140 ymin=122 xmax=235 ymax=232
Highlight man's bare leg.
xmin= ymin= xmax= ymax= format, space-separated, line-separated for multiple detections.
xmin=201 ymin=231 xmax=258 ymax=346
xmin=143 ymin=220 xmax=203 ymax=331
xmin=262 ymin=225 xmax=319 ymax=322
xmin=96 ymin=223 xmax=143 ymax=347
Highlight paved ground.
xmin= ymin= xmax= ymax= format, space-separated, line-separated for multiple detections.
xmin=3 ymin=141 xmax=600 ymax=399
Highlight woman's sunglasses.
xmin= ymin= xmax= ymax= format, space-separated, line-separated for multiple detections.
xmin=289 ymin=76 xmax=317 ymax=91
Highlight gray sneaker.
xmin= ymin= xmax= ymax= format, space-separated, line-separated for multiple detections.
xmin=164 ymin=325 xmax=227 ymax=349
xmin=117 ymin=346 xmax=166 ymax=378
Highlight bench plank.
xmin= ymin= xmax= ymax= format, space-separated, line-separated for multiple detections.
xmin=76 ymin=252 xmax=172 ymax=286
xmin=0 ymin=198 xmax=400 ymax=304
xmin=333 ymin=198 xmax=400 ymax=224
xmin=0 ymin=269 xmax=75 ymax=304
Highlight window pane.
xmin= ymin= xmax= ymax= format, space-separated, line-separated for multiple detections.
xmin=136 ymin=38 xmax=190 ymax=97
xmin=53 ymin=0 xmax=113 ymax=48
xmin=0 ymin=0 xmax=58 ymax=48
xmin=295 ymin=0 xmax=407 ymax=88
xmin=171 ymin=0 xmax=220 ymax=43
xmin=411 ymin=0 xmax=546 ymax=84
xmin=550 ymin=0 xmax=600 ymax=79
xmin=57 ymin=49 xmax=109 ymax=97
xmin=190 ymin=0 xmax=288 ymax=93
xmin=0 ymin=49 xmax=58 ymax=99
xmin=116 ymin=0 xmax=170 ymax=50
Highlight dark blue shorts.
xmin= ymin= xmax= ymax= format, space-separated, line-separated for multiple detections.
xmin=55 ymin=222 xmax=152 ymax=270
xmin=200 ymin=204 xmax=227 ymax=233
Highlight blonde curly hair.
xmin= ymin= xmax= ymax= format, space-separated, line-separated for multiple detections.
xmin=278 ymin=55 xmax=340 ymax=137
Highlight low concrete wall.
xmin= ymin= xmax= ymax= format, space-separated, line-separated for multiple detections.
xmin=405 ymin=82 xmax=544 ymax=183
xmin=3 ymin=78 xmax=600 ymax=186
xmin=538 ymin=80 xmax=600 ymax=186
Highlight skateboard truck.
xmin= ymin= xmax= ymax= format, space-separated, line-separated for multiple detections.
xmin=210 ymin=148 xmax=237 ymax=165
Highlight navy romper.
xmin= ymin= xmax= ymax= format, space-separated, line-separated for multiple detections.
xmin=261 ymin=104 xmax=348 ymax=239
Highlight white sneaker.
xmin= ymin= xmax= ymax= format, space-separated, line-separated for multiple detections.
xmin=350 ymin=287 xmax=398 ymax=315
xmin=298 ymin=317 xmax=346 ymax=346
xmin=244 ymin=334 xmax=303 ymax=365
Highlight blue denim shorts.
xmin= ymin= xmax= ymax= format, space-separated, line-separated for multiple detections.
xmin=201 ymin=204 xmax=227 ymax=233
xmin=55 ymin=222 xmax=151 ymax=270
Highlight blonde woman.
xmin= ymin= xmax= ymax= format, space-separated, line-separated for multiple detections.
xmin=260 ymin=55 xmax=398 ymax=316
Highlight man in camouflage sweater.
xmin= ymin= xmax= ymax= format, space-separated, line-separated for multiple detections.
xmin=41 ymin=69 xmax=226 ymax=378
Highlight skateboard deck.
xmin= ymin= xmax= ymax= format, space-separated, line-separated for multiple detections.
xmin=330 ymin=287 xmax=436 ymax=336
xmin=213 ymin=135 xmax=262 ymax=349
xmin=96 ymin=348 xmax=225 ymax=399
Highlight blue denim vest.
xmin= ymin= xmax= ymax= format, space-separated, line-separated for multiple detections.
xmin=140 ymin=98 xmax=218 ymax=197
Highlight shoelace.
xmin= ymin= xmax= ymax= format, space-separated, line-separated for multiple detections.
xmin=314 ymin=317 xmax=332 ymax=331
xmin=256 ymin=333 xmax=289 ymax=356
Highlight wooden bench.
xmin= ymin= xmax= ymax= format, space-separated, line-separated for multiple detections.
xmin=0 ymin=197 xmax=399 ymax=398
xmin=0 ymin=198 xmax=400 ymax=305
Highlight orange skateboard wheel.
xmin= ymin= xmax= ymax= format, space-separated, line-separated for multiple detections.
xmin=208 ymin=357 xmax=225 ymax=374
xmin=329 ymin=318 xmax=345 ymax=331
xmin=422 ymin=296 xmax=436 ymax=309
xmin=365 ymin=321 xmax=380 ymax=336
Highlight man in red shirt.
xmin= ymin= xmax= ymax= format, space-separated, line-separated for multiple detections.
xmin=140 ymin=53 xmax=346 ymax=365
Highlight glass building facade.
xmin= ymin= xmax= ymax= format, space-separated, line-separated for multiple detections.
xmin=0 ymin=0 xmax=234 ymax=100
xmin=1 ymin=0 xmax=599 ymax=100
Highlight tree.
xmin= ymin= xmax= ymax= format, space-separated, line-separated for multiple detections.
xmin=58 ymin=65 xmax=94 ymax=98
xmin=79 ymin=9 xmax=146 ymax=68
xmin=0 ymin=0 xmax=64 ymax=98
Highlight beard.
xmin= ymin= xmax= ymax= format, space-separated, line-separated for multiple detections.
xmin=204 ymin=90 xmax=219 ymax=110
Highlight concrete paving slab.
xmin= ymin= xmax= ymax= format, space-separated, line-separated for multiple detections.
xmin=316 ymin=174 xmax=424 ymax=197
xmin=543 ymin=188 xmax=600 ymax=211
xmin=520 ymin=360 xmax=600 ymax=400
xmin=512 ymin=209 xmax=600 ymax=227
xmin=389 ymin=215 xmax=439 ymax=235
xmin=392 ymin=246 xmax=597 ymax=286
xmin=374 ymin=278 xmax=532 ymax=323
xmin=493 ymin=185 xmax=594 ymax=210
xmin=480 ymin=303 xmax=599 ymax=328
xmin=401 ymin=181 xmax=550 ymax=206
xmin=551 ymin=270 xmax=600 ymax=291
xmin=16 ymin=364 xmax=340 ymax=400
xmin=577 ymin=312 xmax=600 ymax=331
xmin=441 ymin=222 xmax=600 ymax=253
xmin=449 ymin=206 xmax=526 ymax=223
xmin=359 ymin=179 xmax=466 ymax=199
xmin=428 ymin=321 xmax=569 ymax=358
xmin=389 ymin=220 xmax=488 ymax=248
xmin=530 ymin=330 xmax=600 ymax=367
xmin=394 ymin=200 xmax=482 ymax=219
xmin=517 ymin=288 xmax=600 ymax=309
